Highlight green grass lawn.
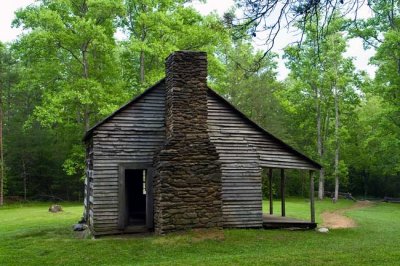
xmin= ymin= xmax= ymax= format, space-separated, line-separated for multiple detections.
xmin=262 ymin=197 xmax=356 ymax=223
xmin=1 ymin=199 xmax=399 ymax=265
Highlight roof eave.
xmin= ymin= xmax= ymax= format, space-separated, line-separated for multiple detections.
xmin=207 ymin=88 xmax=322 ymax=170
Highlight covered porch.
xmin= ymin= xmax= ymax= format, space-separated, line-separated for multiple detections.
xmin=263 ymin=215 xmax=316 ymax=229
xmin=262 ymin=168 xmax=317 ymax=229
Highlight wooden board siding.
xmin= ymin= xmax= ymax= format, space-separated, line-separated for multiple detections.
xmin=207 ymin=96 xmax=262 ymax=228
xmin=84 ymin=140 xmax=94 ymax=229
xmin=89 ymin=83 xmax=166 ymax=234
xmin=207 ymin=91 xmax=318 ymax=228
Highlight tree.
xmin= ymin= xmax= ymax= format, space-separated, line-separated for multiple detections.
xmin=0 ymin=42 xmax=5 ymax=205
xmin=119 ymin=0 xmax=230 ymax=90
xmin=6 ymin=0 xmax=233 ymax=199
xmin=0 ymin=41 xmax=84 ymax=200
xmin=14 ymin=0 xmax=126 ymax=132
xmin=284 ymin=23 xmax=330 ymax=200
xmin=0 ymin=43 xmax=21 ymax=203
xmin=323 ymin=31 xmax=359 ymax=201
xmin=348 ymin=0 xmax=400 ymax=197
xmin=351 ymin=0 xmax=399 ymax=112
xmin=234 ymin=0 xmax=367 ymax=58
xmin=13 ymin=0 xmax=128 ymax=178
xmin=283 ymin=15 xmax=359 ymax=200
xmin=343 ymin=92 xmax=400 ymax=198
xmin=216 ymin=41 xmax=286 ymax=137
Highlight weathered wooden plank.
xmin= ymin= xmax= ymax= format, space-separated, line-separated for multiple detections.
xmin=224 ymin=217 xmax=260 ymax=220
xmin=93 ymin=155 xmax=157 ymax=161
xmin=221 ymin=186 xmax=261 ymax=190
xmin=259 ymin=162 xmax=317 ymax=170
xmin=94 ymin=131 xmax=164 ymax=136
xmin=208 ymin=90 xmax=317 ymax=227
xmin=207 ymin=92 xmax=317 ymax=171
xmin=94 ymin=137 xmax=164 ymax=142
xmin=222 ymin=206 xmax=261 ymax=210
xmin=87 ymin=84 xmax=166 ymax=234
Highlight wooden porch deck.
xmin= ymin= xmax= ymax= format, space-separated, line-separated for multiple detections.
xmin=263 ymin=214 xmax=317 ymax=229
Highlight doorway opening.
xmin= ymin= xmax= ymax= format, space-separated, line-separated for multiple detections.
xmin=125 ymin=169 xmax=147 ymax=226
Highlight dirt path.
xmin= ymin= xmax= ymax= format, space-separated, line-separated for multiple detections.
xmin=321 ymin=201 xmax=373 ymax=229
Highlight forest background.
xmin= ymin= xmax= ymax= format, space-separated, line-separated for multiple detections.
xmin=0 ymin=0 xmax=399 ymax=204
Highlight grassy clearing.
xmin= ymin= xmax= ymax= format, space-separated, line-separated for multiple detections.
xmin=0 ymin=199 xmax=399 ymax=265
xmin=262 ymin=197 xmax=355 ymax=222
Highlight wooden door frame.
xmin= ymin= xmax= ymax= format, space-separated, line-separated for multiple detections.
xmin=118 ymin=163 xmax=154 ymax=230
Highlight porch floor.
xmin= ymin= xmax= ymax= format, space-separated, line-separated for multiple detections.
xmin=262 ymin=214 xmax=317 ymax=229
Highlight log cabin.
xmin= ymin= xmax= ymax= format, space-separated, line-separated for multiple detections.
xmin=83 ymin=51 xmax=321 ymax=236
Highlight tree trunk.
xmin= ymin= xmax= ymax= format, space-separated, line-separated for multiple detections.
xmin=318 ymin=169 xmax=324 ymax=200
xmin=82 ymin=47 xmax=90 ymax=132
xmin=363 ymin=170 xmax=368 ymax=200
xmin=315 ymin=86 xmax=324 ymax=200
xmin=334 ymin=85 xmax=340 ymax=202
xmin=139 ymin=22 xmax=146 ymax=85
xmin=83 ymin=106 xmax=90 ymax=133
xmin=0 ymin=81 xmax=3 ymax=206
xmin=301 ymin=170 xmax=305 ymax=198
xmin=22 ymin=159 xmax=27 ymax=201
xmin=140 ymin=50 xmax=145 ymax=84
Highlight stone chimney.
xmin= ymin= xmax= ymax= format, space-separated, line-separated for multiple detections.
xmin=154 ymin=51 xmax=222 ymax=234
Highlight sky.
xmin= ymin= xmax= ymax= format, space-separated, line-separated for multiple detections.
xmin=1 ymin=0 xmax=376 ymax=80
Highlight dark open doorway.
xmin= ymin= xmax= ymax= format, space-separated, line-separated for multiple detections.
xmin=119 ymin=164 xmax=154 ymax=232
xmin=125 ymin=169 xmax=147 ymax=226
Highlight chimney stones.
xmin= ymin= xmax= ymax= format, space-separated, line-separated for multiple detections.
xmin=153 ymin=51 xmax=222 ymax=234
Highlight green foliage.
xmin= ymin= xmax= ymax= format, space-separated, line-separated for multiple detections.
xmin=282 ymin=14 xmax=360 ymax=194
xmin=63 ymin=144 xmax=85 ymax=178
xmin=344 ymin=95 xmax=400 ymax=197
xmin=346 ymin=0 xmax=400 ymax=197
xmin=0 ymin=42 xmax=82 ymax=199
xmin=13 ymin=0 xmax=127 ymax=130
xmin=12 ymin=0 xmax=129 ymax=186
xmin=4 ymin=0 xmax=232 ymax=200
xmin=2 ymin=0 xmax=400 ymax=201
xmin=119 ymin=0 xmax=230 ymax=90
xmin=371 ymin=29 xmax=400 ymax=129
xmin=216 ymin=41 xmax=287 ymax=138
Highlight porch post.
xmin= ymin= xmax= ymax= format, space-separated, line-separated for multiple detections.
xmin=268 ymin=168 xmax=273 ymax=215
xmin=281 ymin=169 xmax=285 ymax=217
xmin=310 ymin=170 xmax=315 ymax=223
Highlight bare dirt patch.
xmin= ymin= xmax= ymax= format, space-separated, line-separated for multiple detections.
xmin=321 ymin=212 xmax=356 ymax=228
xmin=189 ymin=228 xmax=225 ymax=242
xmin=321 ymin=201 xmax=374 ymax=229
xmin=152 ymin=228 xmax=225 ymax=245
